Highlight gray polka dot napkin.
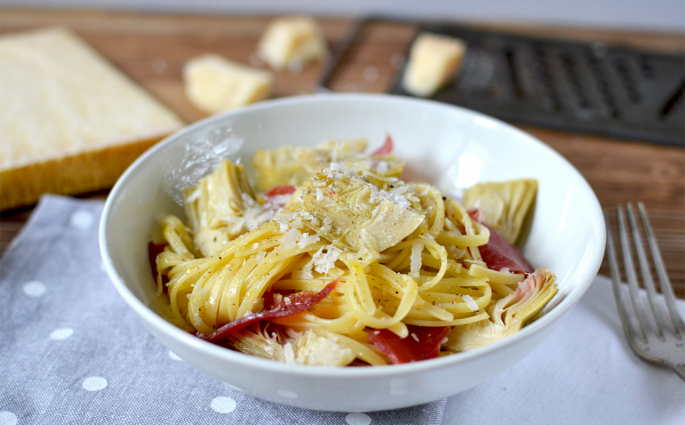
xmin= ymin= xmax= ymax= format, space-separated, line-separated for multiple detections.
xmin=0 ymin=195 xmax=446 ymax=425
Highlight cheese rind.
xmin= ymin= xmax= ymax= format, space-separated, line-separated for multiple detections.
xmin=402 ymin=33 xmax=467 ymax=97
xmin=257 ymin=16 xmax=327 ymax=71
xmin=183 ymin=54 xmax=274 ymax=114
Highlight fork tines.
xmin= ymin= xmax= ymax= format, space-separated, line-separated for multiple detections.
xmin=604 ymin=202 xmax=685 ymax=381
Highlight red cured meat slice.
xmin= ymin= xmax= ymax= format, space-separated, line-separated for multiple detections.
xmin=368 ymin=325 xmax=451 ymax=364
xmin=371 ymin=134 xmax=394 ymax=156
xmin=468 ymin=208 xmax=533 ymax=274
xmin=263 ymin=184 xmax=297 ymax=209
xmin=264 ymin=184 xmax=297 ymax=197
xmin=201 ymin=279 xmax=338 ymax=343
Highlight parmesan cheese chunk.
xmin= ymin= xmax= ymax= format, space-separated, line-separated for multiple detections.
xmin=409 ymin=243 xmax=423 ymax=279
xmin=183 ymin=54 xmax=273 ymax=114
xmin=0 ymin=27 xmax=184 ymax=211
xmin=257 ymin=16 xmax=328 ymax=71
xmin=462 ymin=294 xmax=479 ymax=312
xmin=402 ymin=33 xmax=467 ymax=97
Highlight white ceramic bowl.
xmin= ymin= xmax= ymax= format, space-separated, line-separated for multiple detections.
xmin=100 ymin=93 xmax=605 ymax=412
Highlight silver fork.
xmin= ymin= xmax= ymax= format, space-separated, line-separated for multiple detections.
xmin=604 ymin=202 xmax=685 ymax=381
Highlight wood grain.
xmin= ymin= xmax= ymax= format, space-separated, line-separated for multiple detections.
xmin=1 ymin=9 xmax=683 ymax=297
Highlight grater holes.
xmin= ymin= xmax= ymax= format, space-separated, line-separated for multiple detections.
xmin=457 ymin=49 xmax=496 ymax=93
xmin=531 ymin=44 xmax=560 ymax=111
xmin=613 ymin=57 xmax=641 ymax=103
xmin=381 ymin=21 xmax=684 ymax=146
xmin=639 ymin=54 xmax=655 ymax=79
xmin=586 ymin=52 xmax=620 ymax=119
xmin=560 ymin=53 xmax=591 ymax=110
xmin=504 ymin=48 xmax=524 ymax=99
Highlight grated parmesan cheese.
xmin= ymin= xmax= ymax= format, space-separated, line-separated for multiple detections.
xmin=255 ymin=250 xmax=266 ymax=262
xmin=447 ymin=245 xmax=465 ymax=259
xmin=312 ymin=245 xmax=342 ymax=274
xmin=316 ymin=188 xmax=323 ymax=201
xmin=283 ymin=228 xmax=301 ymax=249
xmin=283 ymin=342 xmax=296 ymax=365
xmin=297 ymin=233 xmax=320 ymax=249
xmin=292 ymin=269 xmax=314 ymax=280
xmin=376 ymin=160 xmax=389 ymax=174
xmin=462 ymin=294 xmax=479 ymax=312
xmin=410 ymin=243 xmax=423 ymax=279
xmin=410 ymin=333 xmax=419 ymax=342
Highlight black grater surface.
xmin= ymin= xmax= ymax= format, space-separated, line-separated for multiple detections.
xmin=319 ymin=18 xmax=685 ymax=147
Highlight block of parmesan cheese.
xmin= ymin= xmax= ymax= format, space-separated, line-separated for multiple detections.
xmin=402 ymin=33 xmax=467 ymax=97
xmin=183 ymin=54 xmax=274 ymax=115
xmin=257 ymin=16 xmax=328 ymax=71
xmin=0 ymin=27 xmax=184 ymax=211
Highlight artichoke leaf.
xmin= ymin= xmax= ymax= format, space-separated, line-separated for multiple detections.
xmin=462 ymin=179 xmax=537 ymax=245
xmin=291 ymin=329 xmax=356 ymax=366
xmin=234 ymin=328 xmax=356 ymax=366
xmin=445 ymin=268 xmax=557 ymax=352
xmin=297 ymin=172 xmax=424 ymax=255
xmin=252 ymin=138 xmax=369 ymax=191
xmin=184 ymin=160 xmax=261 ymax=256
xmin=233 ymin=329 xmax=286 ymax=361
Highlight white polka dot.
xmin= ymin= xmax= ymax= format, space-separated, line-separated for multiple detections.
xmin=346 ymin=412 xmax=372 ymax=425
xmin=70 ymin=209 xmax=94 ymax=229
xmin=277 ymin=389 xmax=298 ymax=399
xmin=211 ymin=396 xmax=236 ymax=413
xmin=82 ymin=376 xmax=107 ymax=391
xmin=23 ymin=281 xmax=46 ymax=297
xmin=168 ymin=351 xmax=182 ymax=361
xmin=50 ymin=328 xmax=74 ymax=340
xmin=0 ymin=411 xmax=18 ymax=425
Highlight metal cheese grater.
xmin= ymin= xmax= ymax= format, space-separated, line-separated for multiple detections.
xmin=318 ymin=18 xmax=684 ymax=147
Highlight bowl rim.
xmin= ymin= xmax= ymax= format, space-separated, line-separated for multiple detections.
xmin=100 ymin=92 xmax=606 ymax=378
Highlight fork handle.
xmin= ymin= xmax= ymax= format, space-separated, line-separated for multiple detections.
xmin=669 ymin=363 xmax=685 ymax=382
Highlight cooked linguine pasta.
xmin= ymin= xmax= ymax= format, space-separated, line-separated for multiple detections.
xmin=150 ymin=137 xmax=557 ymax=366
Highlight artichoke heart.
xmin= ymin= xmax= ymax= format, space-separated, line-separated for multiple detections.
xmin=462 ymin=179 xmax=538 ymax=245
xmin=446 ymin=268 xmax=557 ymax=352
xmin=290 ymin=329 xmax=356 ymax=366
xmin=252 ymin=138 xmax=369 ymax=191
xmin=297 ymin=171 xmax=424 ymax=255
xmin=234 ymin=329 xmax=356 ymax=366
xmin=184 ymin=160 xmax=263 ymax=256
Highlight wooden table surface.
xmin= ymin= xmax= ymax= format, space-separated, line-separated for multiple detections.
xmin=1 ymin=9 xmax=683 ymax=297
